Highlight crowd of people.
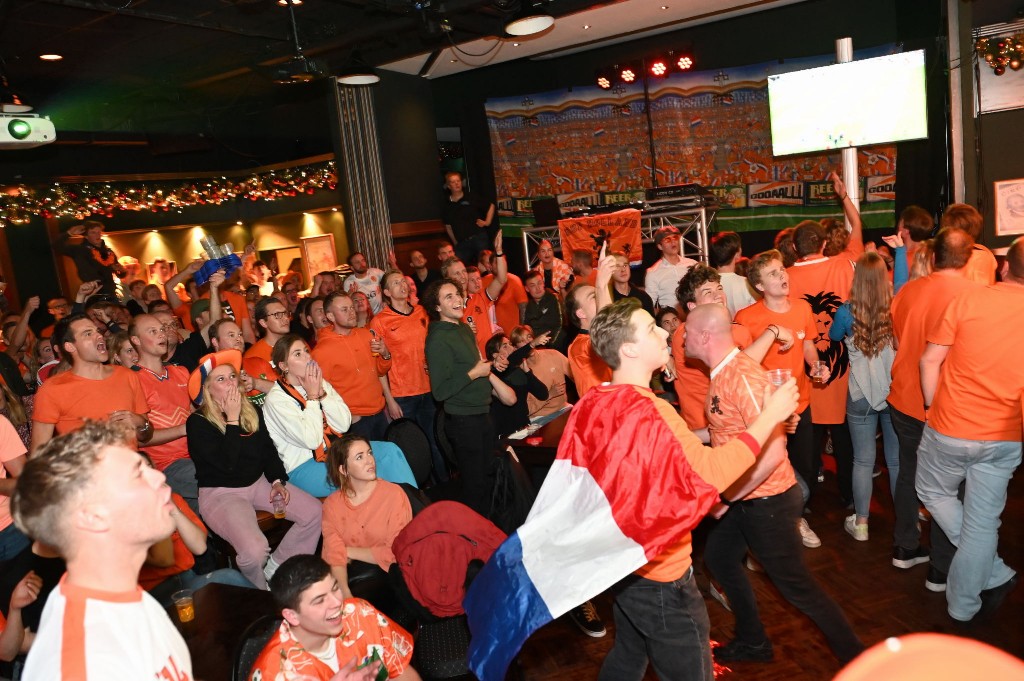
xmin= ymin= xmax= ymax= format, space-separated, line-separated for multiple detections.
xmin=0 ymin=168 xmax=1021 ymax=680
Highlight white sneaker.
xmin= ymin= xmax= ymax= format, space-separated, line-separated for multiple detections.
xmin=798 ymin=518 xmax=821 ymax=548
xmin=844 ymin=514 xmax=869 ymax=542
xmin=263 ymin=555 xmax=280 ymax=584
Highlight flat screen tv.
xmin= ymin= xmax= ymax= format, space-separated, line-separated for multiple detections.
xmin=767 ymin=49 xmax=927 ymax=156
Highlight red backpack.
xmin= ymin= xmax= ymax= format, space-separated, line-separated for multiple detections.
xmin=391 ymin=501 xmax=507 ymax=617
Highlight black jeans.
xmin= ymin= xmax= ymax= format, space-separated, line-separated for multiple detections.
xmin=348 ymin=409 xmax=389 ymax=441
xmin=598 ymin=568 xmax=713 ymax=681
xmin=815 ymin=421 xmax=854 ymax=505
xmin=786 ymin=406 xmax=817 ymax=503
xmin=704 ymin=485 xmax=864 ymax=664
xmin=888 ymin=406 xmax=955 ymax=572
xmin=444 ymin=411 xmax=496 ymax=516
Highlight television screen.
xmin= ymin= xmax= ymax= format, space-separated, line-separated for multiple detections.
xmin=767 ymin=50 xmax=927 ymax=156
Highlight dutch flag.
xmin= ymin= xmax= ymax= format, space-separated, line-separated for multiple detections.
xmin=593 ymin=128 xmax=606 ymax=137
xmin=505 ymin=137 xmax=517 ymax=147
xmin=690 ymin=117 xmax=703 ymax=128
xmin=464 ymin=385 xmax=726 ymax=681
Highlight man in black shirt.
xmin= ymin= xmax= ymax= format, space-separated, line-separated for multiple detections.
xmin=442 ymin=172 xmax=495 ymax=266
xmin=54 ymin=221 xmax=126 ymax=297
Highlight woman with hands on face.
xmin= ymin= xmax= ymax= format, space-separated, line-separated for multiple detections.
xmin=185 ymin=349 xmax=323 ymax=589
xmin=263 ymin=334 xmax=353 ymax=498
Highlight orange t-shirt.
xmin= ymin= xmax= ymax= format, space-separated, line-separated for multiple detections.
xmin=965 ymin=244 xmax=998 ymax=285
xmin=567 ymin=332 xmax=612 ymax=397
xmin=927 ymin=283 xmax=1024 ymax=442
xmin=1 ymin=415 xmax=28 ymax=532
xmin=33 ymin=365 xmax=150 ymax=435
xmin=672 ymin=321 xmax=753 ymax=430
xmin=242 ymin=338 xmax=278 ymax=383
xmin=484 ymin=273 xmax=529 ymax=338
xmin=888 ymin=271 xmax=978 ymax=421
xmin=138 ymin=493 xmax=204 ymax=591
xmin=707 ymin=349 xmax=796 ymax=499
xmin=465 ymin=291 xmax=497 ymax=356
xmin=311 ymin=328 xmax=392 ymax=416
xmin=734 ymin=300 xmax=817 ymax=414
xmin=369 ymin=305 xmax=430 ymax=398
xmin=136 ymin=365 xmax=191 ymax=471
xmin=787 ymin=254 xmax=857 ymax=424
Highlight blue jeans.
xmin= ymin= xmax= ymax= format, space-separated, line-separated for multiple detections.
xmin=349 ymin=409 xmax=388 ymax=441
xmin=916 ymin=426 xmax=1021 ymax=620
xmin=394 ymin=392 xmax=447 ymax=482
xmin=846 ymin=395 xmax=899 ymax=518
xmin=0 ymin=522 xmax=30 ymax=562
xmin=163 ymin=457 xmax=200 ymax=516
xmin=598 ymin=568 xmax=712 ymax=681
xmin=148 ymin=568 xmax=255 ymax=607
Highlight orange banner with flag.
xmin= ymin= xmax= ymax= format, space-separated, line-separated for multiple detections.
xmin=558 ymin=208 xmax=643 ymax=265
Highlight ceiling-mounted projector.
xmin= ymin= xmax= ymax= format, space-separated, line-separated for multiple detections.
xmin=0 ymin=114 xmax=56 ymax=149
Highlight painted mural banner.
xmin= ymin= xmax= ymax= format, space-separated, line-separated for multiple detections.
xmin=486 ymin=45 xmax=899 ymax=231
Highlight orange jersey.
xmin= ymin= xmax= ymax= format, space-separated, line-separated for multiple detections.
xmin=136 ymin=364 xmax=191 ymax=471
xmin=672 ymin=321 xmax=753 ymax=430
xmin=33 ymin=365 xmax=149 ymax=435
xmin=312 ymin=328 xmax=391 ymax=416
xmin=927 ymin=283 xmax=1024 ymax=441
xmin=965 ymin=244 xmax=998 ymax=285
xmin=735 ymin=300 xmax=817 ymax=414
xmin=889 ymin=272 xmax=978 ymax=421
xmin=465 ymin=291 xmax=497 ymax=356
xmin=484 ymin=272 xmax=528 ymax=337
xmin=369 ymin=305 xmax=431 ymax=398
xmin=567 ymin=332 xmax=612 ymax=397
xmin=787 ymin=255 xmax=856 ymax=424
xmin=707 ymin=349 xmax=796 ymax=499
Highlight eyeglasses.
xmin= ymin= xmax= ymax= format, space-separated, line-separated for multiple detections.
xmin=267 ymin=311 xmax=290 ymax=320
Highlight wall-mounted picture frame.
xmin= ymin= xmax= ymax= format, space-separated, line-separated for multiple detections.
xmin=301 ymin=234 xmax=337 ymax=283
xmin=994 ymin=178 xmax=1024 ymax=237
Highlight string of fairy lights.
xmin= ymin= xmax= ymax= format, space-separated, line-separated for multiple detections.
xmin=0 ymin=160 xmax=337 ymax=227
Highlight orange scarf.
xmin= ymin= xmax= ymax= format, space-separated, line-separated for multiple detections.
xmin=277 ymin=380 xmax=339 ymax=462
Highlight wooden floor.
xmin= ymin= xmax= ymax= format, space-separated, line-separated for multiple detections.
xmin=514 ymin=463 xmax=1024 ymax=680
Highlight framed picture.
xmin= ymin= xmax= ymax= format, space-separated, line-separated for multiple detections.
xmin=994 ymin=178 xmax=1024 ymax=237
xmin=301 ymin=234 xmax=337 ymax=282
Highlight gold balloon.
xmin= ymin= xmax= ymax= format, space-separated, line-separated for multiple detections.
xmin=1011 ymin=59 xmax=1023 ymax=71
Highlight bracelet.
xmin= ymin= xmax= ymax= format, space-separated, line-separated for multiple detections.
xmin=840 ymin=193 xmax=848 ymax=202
xmin=767 ymin=324 xmax=779 ymax=341
xmin=719 ymin=493 xmax=734 ymax=507
xmin=226 ymin=420 xmax=239 ymax=424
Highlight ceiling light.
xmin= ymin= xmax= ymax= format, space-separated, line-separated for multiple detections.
xmin=650 ymin=60 xmax=668 ymax=77
xmin=505 ymin=4 xmax=555 ymax=37
xmin=621 ymin=67 xmax=636 ymax=83
xmin=677 ymin=56 xmax=693 ymax=70
xmin=597 ymin=76 xmax=611 ymax=89
xmin=39 ymin=54 xmax=63 ymax=61
xmin=277 ymin=0 xmax=303 ymax=5
xmin=583 ymin=24 xmax=591 ymax=30
xmin=336 ymin=53 xmax=380 ymax=86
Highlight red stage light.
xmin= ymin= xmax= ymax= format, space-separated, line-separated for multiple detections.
xmin=650 ymin=60 xmax=668 ymax=77
xmin=677 ymin=56 xmax=693 ymax=70
xmin=597 ymin=76 xmax=611 ymax=89
xmin=621 ymin=68 xmax=636 ymax=83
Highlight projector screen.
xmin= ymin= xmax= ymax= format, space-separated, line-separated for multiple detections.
xmin=767 ymin=50 xmax=927 ymax=157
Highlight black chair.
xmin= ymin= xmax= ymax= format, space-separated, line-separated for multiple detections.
xmin=385 ymin=418 xmax=433 ymax=487
xmin=231 ymin=614 xmax=282 ymax=681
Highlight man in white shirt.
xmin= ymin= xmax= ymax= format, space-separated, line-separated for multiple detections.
xmin=710 ymin=231 xmax=757 ymax=317
xmin=644 ymin=226 xmax=697 ymax=311
xmin=344 ymin=252 xmax=385 ymax=314
xmin=12 ymin=421 xmax=192 ymax=680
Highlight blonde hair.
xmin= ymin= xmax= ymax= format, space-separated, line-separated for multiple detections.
xmin=909 ymin=240 xmax=934 ymax=280
xmin=199 ymin=372 xmax=260 ymax=434
xmin=850 ymin=252 xmax=894 ymax=358
xmin=0 ymin=381 xmax=27 ymax=427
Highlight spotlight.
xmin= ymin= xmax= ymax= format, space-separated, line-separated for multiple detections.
xmin=597 ymin=76 xmax=611 ymax=89
xmin=621 ymin=67 xmax=636 ymax=83
xmin=650 ymin=60 xmax=668 ymax=77
xmin=677 ymin=55 xmax=693 ymax=70
xmin=505 ymin=2 xmax=555 ymax=37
